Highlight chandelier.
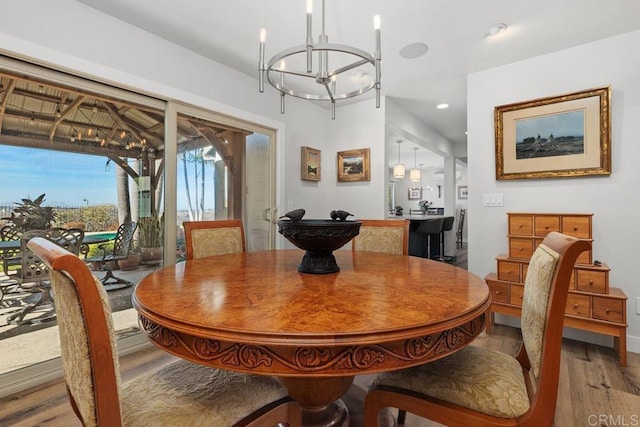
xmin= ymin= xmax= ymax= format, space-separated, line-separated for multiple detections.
xmin=259 ymin=0 xmax=381 ymax=119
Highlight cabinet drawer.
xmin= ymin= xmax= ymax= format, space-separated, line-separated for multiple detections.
xmin=565 ymin=293 xmax=591 ymax=317
xmin=575 ymin=249 xmax=592 ymax=265
xmin=592 ymin=297 xmax=624 ymax=323
xmin=576 ymin=269 xmax=608 ymax=294
xmin=509 ymin=215 xmax=533 ymax=236
xmin=509 ymin=238 xmax=534 ymax=259
xmin=562 ymin=216 xmax=592 ymax=239
xmin=498 ymin=260 xmax=521 ymax=282
xmin=534 ymin=216 xmax=560 ymax=237
xmin=488 ymin=282 xmax=509 ymax=304
xmin=509 ymin=284 xmax=525 ymax=307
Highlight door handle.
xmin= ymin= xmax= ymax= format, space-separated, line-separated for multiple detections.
xmin=263 ymin=207 xmax=279 ymax=224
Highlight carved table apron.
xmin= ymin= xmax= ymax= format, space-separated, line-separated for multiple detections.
xmin=133 ymin=250 xmax=490 ymax=426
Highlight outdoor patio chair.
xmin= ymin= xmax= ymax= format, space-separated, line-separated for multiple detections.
xmin=0 ymin=224 xmax=22 ymax=302
xmin=26 ymin=237 xmax=302 ymax=427
xmin=6 ymin=227 xmax=84 ymax=325
xmin=84 ymin=221 xmax=137 ymax=291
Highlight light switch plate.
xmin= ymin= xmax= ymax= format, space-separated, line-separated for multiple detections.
xmin=483 ymin=193 xmax=504 ymax=207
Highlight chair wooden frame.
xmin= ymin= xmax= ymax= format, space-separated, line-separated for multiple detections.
xmin=183 ymin=220 xmax=246 ymax=260
xmin=351 ymin=219 xmax=410 ymax=255
xmin=456 ymin=208 xmax=466 ymax=249
xmin=27 ymin=237 xmax=301 ymax=427
xmin=364 ymin=232 xmax=591 ymax=427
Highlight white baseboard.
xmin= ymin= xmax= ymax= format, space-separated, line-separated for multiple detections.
xmin=0 ymin=333 xmax=152 ymax=399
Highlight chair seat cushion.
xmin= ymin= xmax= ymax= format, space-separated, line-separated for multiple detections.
xmin=372 ymin=345 xmax=530 ymax=418
xmin=121 ymin=360 xmax=288 ymax=426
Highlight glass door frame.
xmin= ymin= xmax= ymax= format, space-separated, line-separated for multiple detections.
xmin=164 ymin=101 xmax=278 ymax=265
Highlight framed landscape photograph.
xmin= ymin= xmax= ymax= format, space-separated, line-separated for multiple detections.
xmin=301 ymin=146 xmax=321 ymax=181
xmin=495 ymin=86 xmax=611 ymax=180
xmin=408 ymin=187 xmax=421 ymax=200
xmin=337 ymin=148 xmax=370 ymax=182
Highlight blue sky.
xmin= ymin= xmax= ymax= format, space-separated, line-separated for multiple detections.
xmin=0 ymin=145 xmax=117 ymax=206
xmin=515 ymin=110 xmax=584 ymax=143
xmin=0 ymin=145 xmax=214 ymax=210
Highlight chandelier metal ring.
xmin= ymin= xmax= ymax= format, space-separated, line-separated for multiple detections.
xmin=265 ymin=43 xmax=377 ymax=102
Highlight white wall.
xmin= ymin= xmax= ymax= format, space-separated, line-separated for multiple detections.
xmin=468 ymin=30 xmax=640 ymax=352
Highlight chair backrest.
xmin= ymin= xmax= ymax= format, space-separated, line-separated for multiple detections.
xmin=113 ymin=221 xmax=137 ymax=258
xmin=351 ymin=219 xmax=409 ymax=255
xmin=457 ymin=209 xmax=466 ymax=235
xmin=518 ymin=231 xmax=591 ymax=424
xmin=1 ymin=224 xmax=22 ymax=269
xmin=417 ymin=217 xmax=443 ymax=235
xmin=183 ymin=220 xmax=246 ymax=260
xmin=19 ymin=228 xmax=84 ymax=284
xmin=27 ymin=237 xmax=123 ymax=426
xmin=441 ymin=216 xmax=455 ymax=232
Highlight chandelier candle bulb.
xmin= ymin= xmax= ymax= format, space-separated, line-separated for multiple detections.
xmin=258 ymin=28 xmax=267 ymax=92
xmin=306 ymin=0 xmax=313 ymax=72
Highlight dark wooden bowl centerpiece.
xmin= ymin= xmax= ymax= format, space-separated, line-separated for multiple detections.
xmin=277 ymin=218 xmax=361 ymax=274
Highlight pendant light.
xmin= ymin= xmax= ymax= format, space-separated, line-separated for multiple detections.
xmin=393 ymin=140 xmax=405 ymax=178
xmin=410 ymin=147 xmax=421 ymax=182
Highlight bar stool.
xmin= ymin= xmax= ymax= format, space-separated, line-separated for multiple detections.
xmin=417 ymin=218 xmax=444 ymax=259
xmin=436 ymin=216 xmax=455 ymax=262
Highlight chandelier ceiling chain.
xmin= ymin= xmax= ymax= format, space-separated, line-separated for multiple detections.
xmin=258 ymin=0 xmax=381 ymax=119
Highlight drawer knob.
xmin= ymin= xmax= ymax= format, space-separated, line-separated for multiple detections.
xmin=573 ymin=304 xmax=578 ymax=308
xmin=573 ymin=226 xmax=578 ymax=231
xmin=589 ymin=280 xmax=594 ymax=285
xmin=606 ymin=308 xmax=611 ymax=313
xmin=495 ymin=291 xmax=500 ymax=294
xmin=545 ymin=226 xmax=549 ymax=229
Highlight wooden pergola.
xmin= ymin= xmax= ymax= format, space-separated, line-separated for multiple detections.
xmin=0 ymin=70 xmax=250 ymax=218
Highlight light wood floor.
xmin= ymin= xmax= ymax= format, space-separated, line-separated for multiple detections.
xmin=0 ymin=325 xmax=638 ymax=426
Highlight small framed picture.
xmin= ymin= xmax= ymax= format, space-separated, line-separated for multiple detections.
xmin=408 ymin=187 xmax=422 ymax=200
xmin=301 ymin=146 xmax=321 ymax=181
xmin=337 ymin=148 xmax=370 ymax=182
xmin=458 ymin=185 xmax=468 ymax=199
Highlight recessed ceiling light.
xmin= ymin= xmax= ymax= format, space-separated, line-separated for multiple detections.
xmin=436 ymin=103 xmax=449 ymax=109
xmin=487 ymin=23 xmax=508 ymax=37
xmin=399 ymin=42 xmax=429 ymax=59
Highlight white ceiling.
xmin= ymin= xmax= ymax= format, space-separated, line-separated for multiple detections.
xmin=76 ymin=0 xmax=640 ymax=168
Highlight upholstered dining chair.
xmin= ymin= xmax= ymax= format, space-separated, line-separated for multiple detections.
xmin=364 ymin=231 xmax=591 ymax=427
xmin=351 ymin=219 xmax=410 ymax=255
xmin=183 ymin=219 xmax=246 ymax=260
xmin=27 ymin=237 xmax=301 ymax=427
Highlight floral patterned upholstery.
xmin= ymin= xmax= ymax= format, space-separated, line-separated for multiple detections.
xmin=353 ymin=226 xmax=405 ymax=255
xmin=48 ymin=255 xmax=292 ymax=426
xmin=191 ymin=227 xmax=244 ymax=259
xmin=369 ymin=243 xmax=561 ymax=419
xmin=372 ymin=344 xmax=530 ymax=418
xmin=521 ymin=243 xmax=559 ymax=379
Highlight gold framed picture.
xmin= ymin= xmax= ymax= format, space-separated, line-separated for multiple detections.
xmin=337 ymin=148 xmax=370 ymax=182
xmin=301 ymin=146 xmax=321 ymax=181
xmin=495 ymin=86 xmax=611 ymax=180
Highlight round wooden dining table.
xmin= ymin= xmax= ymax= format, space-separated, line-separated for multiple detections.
xmin=133 ymin=249 xmax=490 ymax=427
